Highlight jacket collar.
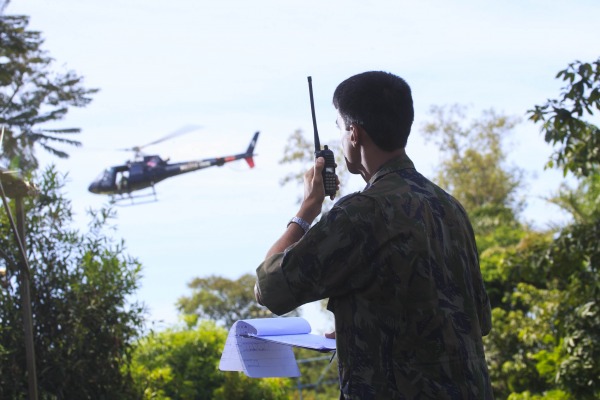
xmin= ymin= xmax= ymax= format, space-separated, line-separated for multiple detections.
xmin=368 ymin=153 xmax=415 ymax=186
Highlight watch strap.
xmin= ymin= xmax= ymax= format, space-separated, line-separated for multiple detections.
xmin=287 ymin=216 xmax=310 ymax=234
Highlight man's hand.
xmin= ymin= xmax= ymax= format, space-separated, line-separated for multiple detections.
xmin=298 ymin=157 xmax=327 ymax=222
xmin=264 ymin=157 xmax=337 ymax=259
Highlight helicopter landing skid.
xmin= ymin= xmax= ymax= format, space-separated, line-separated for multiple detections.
xmin=109 ymin=189 xmax=158 ymax=206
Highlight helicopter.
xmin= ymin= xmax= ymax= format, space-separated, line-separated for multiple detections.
xmin=88 ymin=129 xmax=259 ymax=204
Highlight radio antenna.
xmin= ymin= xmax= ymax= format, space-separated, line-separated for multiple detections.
xmin=307 ymin=76 xmax=321 ymax=152
xmin=305 ymin=76 xmax=337 ymax=198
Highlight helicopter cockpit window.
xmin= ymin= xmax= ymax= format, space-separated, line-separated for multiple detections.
xmin=96 ymin=168 xmax=116 ymax=184
xmin=116 ymin=170 xmax=129 ymax=191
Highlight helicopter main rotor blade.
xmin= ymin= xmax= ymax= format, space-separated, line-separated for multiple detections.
xmin=119 ymin=125 xmax=203 ymax=153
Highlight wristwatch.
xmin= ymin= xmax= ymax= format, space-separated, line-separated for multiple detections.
xmin=287 ymin=216 xmax=310 ymax=234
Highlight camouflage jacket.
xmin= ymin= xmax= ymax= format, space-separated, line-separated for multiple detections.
xmin=256 ymin=155 xmax=493 ymax=399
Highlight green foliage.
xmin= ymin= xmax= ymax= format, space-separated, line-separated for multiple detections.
xmin=177 ymin=274 xmax=299 ymax=328
xmin=292 ymin=348 xmax=339 ymax=400
xmin=507 ymin=389 xmax=571 ymax=400
xmin=483 ymin=192 xmax=600 ymax=400
xmin=481 ymin=236 xmax=561 ymax=397
xmin=422 ymin=92 xmax=599 ymax=398
xmin=547 ymin=173 xmax=600 ymax=223
xmin=0 ymin=167 xmax=145 ymax=399
xmin=0 ymin=13 xmax=98 ymax=170
xmin=543 ymin=220 xmax=600 ymax=398
xmin=558 ymin=301 xmax=600 ymax=398
xmin=130 ymin=320 xmax=291 ymax=399
xmin=528 ymin=58 xmax=600 ymax=178
xmin=479 ymin=230 xmax=552 ymax=308
xmin=478 ymin=194 xmax=599 ymax=399
xmin=422 ymin=104 xmax=524 ymax=218
xmin=480 ymin=58 xmax=600 ymax=399
xmin=472 ymin=203 xmax=527 ymax=254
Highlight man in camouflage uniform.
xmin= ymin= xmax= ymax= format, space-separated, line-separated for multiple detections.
xmin=255 ymin=71 xmax=493 ymax=399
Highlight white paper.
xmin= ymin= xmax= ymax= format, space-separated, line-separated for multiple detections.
xmin=251 ymin=333 xmax=336 ymax=352
xmin=240 ymin=317 xmax=311 ymax=336
xmin=219 ymin=317 xmax=335 ymax=378
xmin=237 ymin=336 xmax=300 ymax=378
xmin=218 ymin=321 xmax=244 ymax=371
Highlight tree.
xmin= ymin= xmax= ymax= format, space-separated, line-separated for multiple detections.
xmin=547 ymin=174 xmax=600 ymax=224
xmin=479 ymin=58 xmax=600 ymax=399
xmin=527 ymin=58 xmax=600 ymax=399
xmin=421 ymin=105 xmax=524 ymax=233
xmin=481 ymin=209 xmax=598 ymax=400
xmin=177 ymin=274 xmax=300 ymax=328
xmin=0 ymin=12 xmax=98 ymax=170
xmin=291 ymin=347 xmax=340 ymax=400
xmin=480 ymin=233 xmax=564 ymax=398
xmin=528 ymin=58 xmax=600 ymax=178
xmin=130 ymin=320 xmax=291 ymax=399
xmin=0 ymin=168 xmax=145 ymax=398
xmin=418 ymin=104 xmax=571 ymax=398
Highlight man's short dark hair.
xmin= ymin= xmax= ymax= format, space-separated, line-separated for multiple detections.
xmin=333 ymin=71 xmax=414 ymax=151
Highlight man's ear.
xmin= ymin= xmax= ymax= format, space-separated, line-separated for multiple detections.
xmin=349 ymin=124 xmax=362 ymax=147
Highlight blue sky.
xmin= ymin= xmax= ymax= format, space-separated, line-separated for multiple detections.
xmin=5 ymin=0 xmax=600 ymax=332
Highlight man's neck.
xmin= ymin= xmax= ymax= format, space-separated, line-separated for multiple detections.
xmin=361 ymin=147 xmax=406 ymax=182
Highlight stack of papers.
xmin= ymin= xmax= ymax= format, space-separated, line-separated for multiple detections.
xmin=219 ymin=317 xmax=336 ymax=378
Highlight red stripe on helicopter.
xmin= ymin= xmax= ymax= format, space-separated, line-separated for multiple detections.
xmin=225 ymin=156 xmax=236 ymax=162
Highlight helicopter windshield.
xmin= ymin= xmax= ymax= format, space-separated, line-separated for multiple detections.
xmin=95 ymin=168 xmax=116 ymax=184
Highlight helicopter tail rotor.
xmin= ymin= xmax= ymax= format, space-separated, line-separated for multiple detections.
xmin=244 ymin=156 xmax=255 ymax=168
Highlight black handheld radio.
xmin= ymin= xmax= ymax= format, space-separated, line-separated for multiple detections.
xmin=307 ymin=76 xmax=337 ymax=198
